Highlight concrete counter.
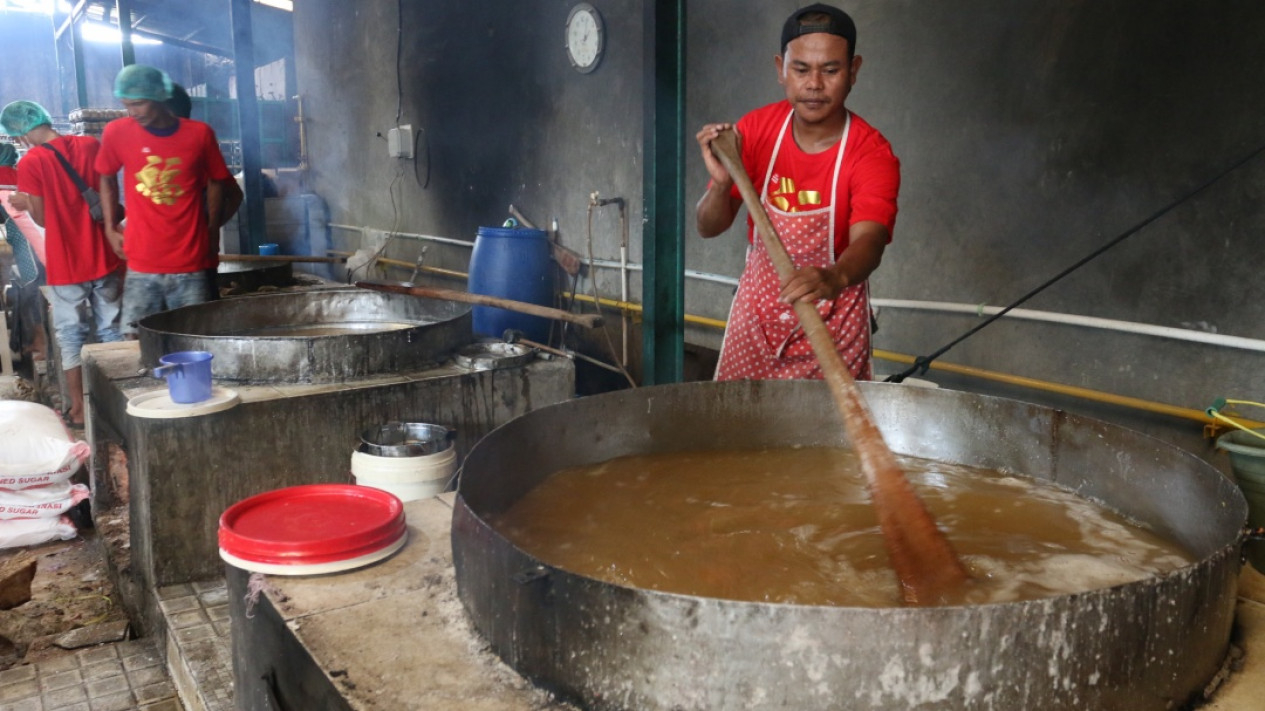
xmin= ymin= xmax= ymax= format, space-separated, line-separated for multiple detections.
xmin=229 ymin=495 xmax=577 ymax=710
xmin=81 ymin=340 xmax=574 ymax=640
xmin=230 ymin=495 xmax=1265 ymax=711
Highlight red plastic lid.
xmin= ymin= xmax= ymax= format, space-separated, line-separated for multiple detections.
xmin=218 ymin=484 xmax=406 ymax=566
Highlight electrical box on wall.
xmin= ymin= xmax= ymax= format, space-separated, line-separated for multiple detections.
xmin=387 ymin=125 xmax=414 ymax=159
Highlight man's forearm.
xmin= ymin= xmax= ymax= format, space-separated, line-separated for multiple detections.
xmin=696 ymin=184 xmax=739 ymax=238
xmin=831 ymin=225 xmax=888 ymax=287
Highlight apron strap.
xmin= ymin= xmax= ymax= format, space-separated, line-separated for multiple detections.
xmin=761 ymin=108 xmax=852 ymax=260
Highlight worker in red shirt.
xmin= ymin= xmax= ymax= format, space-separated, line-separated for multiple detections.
xmin=95 ymin=64 xmax=242 ymax=335
xmin=695 ymin=4 xmax=900 ymax=382
xmin=2 ymin=101 xmax=123 ymax=426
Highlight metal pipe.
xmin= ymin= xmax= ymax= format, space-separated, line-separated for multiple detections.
xmin=115 ymin=0 xmax=135 ymax=67
xmin=292 ymin=94 xmax=309 ymax=173
xmin=503 ymin=331 xmax=629 ymax=379
xmin=69 ymin=15 xmax=88 ymax=111
xmin=326 ymin=250 xmax=467 ymax=280
xmin=872 ymin=299 xmax=1265 ymax=354
xmin=327 ymin=225 xmax=1265 ymax=353
xmin=641 ymin=0 xmax=687 ymax=384
xmin=332 ymin=250 xmax=1217 ymax=428
xmin=329 ymin=224 xmax=474 ymax=249
xmin=53 ymin=0 xmax=89 ymax=41
xmin=590 ymin=193 xmax=631 ymax=367
xmin=329 ymin=249 xmax=723 ymax=329
xmin=329 ymin=223 xmax=740 ymax=286
xmin=230 ymin=0 xmax=265 ymax=256
xmin=870 ymin=348 xmax=1263 ymax=429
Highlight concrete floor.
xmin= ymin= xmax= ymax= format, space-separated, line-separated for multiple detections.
xmin=0 ymin=576 xmax=235 ymax=711
xmin=0 ymin=637 xmax=180 ymax=711
xmin=1205 ymin=565 xmax=1265 ymax=709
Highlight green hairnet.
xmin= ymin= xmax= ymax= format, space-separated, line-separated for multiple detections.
xmin=0 ymin=143 xmax=17 ymax=168
xmin=113 ymin=64 xmax=173 ymax=102
xmin=0 ymin=101 xmax=52 ymax=137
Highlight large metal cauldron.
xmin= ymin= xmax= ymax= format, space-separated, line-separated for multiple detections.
xmin=215 ymin=260 xmax=294 ymax=295
xmin=452 ymin=380 xmax=1247 ymax=711
xmin=138 ymin=287 xmax=470 ymax=383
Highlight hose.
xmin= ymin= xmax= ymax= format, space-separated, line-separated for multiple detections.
xmin=1206 ymin=398 xmax=1265 ymax=444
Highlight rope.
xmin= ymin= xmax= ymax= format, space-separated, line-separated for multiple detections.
xmin=244 ymin=572 xmax=281 ymax=619
xmin=886 ymin=140 xmax=1265 ymax=383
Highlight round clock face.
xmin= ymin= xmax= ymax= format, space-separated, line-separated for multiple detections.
xmin=565 ymin=3 xmax=604 ymax=73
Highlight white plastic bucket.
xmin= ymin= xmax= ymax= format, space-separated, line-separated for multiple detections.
xmin=351 ymin=447 xmax=457 ymax=502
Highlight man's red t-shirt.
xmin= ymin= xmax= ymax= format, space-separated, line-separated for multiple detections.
xmin=0 ymin=165 xmax=16 ymax=188
xmin=16 ymin=135 xmax=121 ymax=286
xmin=730 ymin=100 xmax=900 ymax=256
xmin=95 ymin=118 xmax=231 ymax=274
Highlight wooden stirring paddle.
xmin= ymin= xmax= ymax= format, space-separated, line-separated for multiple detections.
xmin=355 ymin=280 xmax=603 ymax=329
xmin=709 ymin=129 xmax=969 ymax=605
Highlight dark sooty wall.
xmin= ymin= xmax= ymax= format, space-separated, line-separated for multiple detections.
xmin=295 ymin=1 xmax=1265 ymax=455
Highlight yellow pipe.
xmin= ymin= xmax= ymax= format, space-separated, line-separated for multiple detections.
xmin=872 ymin=349 xmax=1264 ymax=430
xmin=332 ymin=250 xmax=727 ymax=329
xmin=567 ymin=293 xmax=728 ymax=329
xmin=330 ymin=248 xmax=1244 ymax=429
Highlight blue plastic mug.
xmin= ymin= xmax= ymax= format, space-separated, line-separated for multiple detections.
xmin=258 ymin=243 xmax=280 ymax=256
xmin=151 ymin=351 xmax=214 ymax=403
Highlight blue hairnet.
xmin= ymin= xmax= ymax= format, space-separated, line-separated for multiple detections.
xmin=0 ymin=143 xmax=17 ymax=168
xmin=0 ymin=101 xmax=53 ymax=137
xmin=113 ymin=64 xmax=173 ymax=102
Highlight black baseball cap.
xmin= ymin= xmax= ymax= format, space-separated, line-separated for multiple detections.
xmin=780 ymin=4 xmax=857 ymax=54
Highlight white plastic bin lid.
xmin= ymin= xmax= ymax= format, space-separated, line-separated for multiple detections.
xmin=127 ymin=386 xmax=240 ymax=419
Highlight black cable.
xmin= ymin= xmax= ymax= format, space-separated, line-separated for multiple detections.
xmin=886 ymin=139 xmax=1265 ymax=383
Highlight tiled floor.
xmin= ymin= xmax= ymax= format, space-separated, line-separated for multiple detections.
xmin=0 ymin=638 xmax=179 ymax=711
xmin=0 ymin=579 xmax=234 ymax=711
xmin=156 ymin=580 xmax=233 ymax=711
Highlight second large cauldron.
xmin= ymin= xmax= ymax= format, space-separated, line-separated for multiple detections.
xmin=452 ymin=380 xmax=1247 ymax=711
xmin=138 ymin=286 xmax=470 ymax=383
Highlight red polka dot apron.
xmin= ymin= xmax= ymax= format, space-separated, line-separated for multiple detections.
xmin=715 ymin=110 xmax=872 ymax=382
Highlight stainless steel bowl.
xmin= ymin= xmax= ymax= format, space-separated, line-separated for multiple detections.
xmin=358 ymin=422 xmax=456 ymax=457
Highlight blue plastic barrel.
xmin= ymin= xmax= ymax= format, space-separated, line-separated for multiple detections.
xmin=468 ymin=226 xmax=554 ymax=343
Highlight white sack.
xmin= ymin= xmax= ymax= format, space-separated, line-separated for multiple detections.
xmin=0 ymin=516 xmax=78 ymax=549
xmin=0 ymin=401 xmax=89 ymax=488
xmin=0 ymin=483 xmax=89 ymax=519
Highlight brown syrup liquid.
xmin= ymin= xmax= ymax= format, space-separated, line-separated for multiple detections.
xmin=490 ymin=447 xmax=1195 ymax=607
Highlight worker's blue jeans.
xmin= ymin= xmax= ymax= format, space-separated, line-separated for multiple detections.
xmin=120 ymin=269 xmax=210 ymax=335
xmin=47 ymin=270 xmax=124 ymax=369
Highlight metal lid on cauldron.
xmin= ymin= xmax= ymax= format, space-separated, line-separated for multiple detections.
xmin=218 ymin=484 xmax=407 ymax=575
xmin=453 ymin=340 xmax=535 ymax=372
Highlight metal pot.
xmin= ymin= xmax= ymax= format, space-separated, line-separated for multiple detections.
xmin=452 ymin=380 xmax=1247 ymax=711
xmin=215 ymin=260 xmax=294 ymax=295
xmin=137 ymin=287 xmax=471 ymax=383
xmin=359 ymin=422 xmax=456 ymax=457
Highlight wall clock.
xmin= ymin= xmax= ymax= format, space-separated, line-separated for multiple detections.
xmin=565 ymin=3 xmax=604 ymax=74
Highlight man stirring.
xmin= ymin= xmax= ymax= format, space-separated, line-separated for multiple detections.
xmin=696 ymin=3 xmax=900 ymax=381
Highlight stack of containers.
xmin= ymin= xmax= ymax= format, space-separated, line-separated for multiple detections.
xmin=0 ymin=402 xmax=90 ymax=548
xmin=67 ymin=108 xmax=127 ymax=138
